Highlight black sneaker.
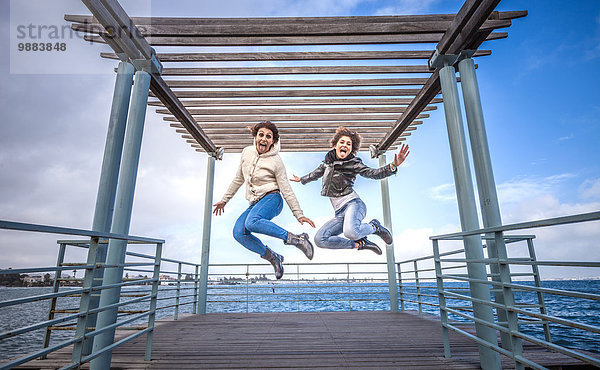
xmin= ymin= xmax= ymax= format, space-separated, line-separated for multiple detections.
xmin=370 ymin=219 xmax=393 ymax=245
xmin=356 ymin=238 xmax=382 ymax=255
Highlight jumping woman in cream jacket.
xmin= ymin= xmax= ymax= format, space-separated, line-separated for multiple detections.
xmin=213 ymin=121 xmax=315 ymax=279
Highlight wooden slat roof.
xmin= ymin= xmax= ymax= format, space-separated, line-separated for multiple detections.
xmin=66 ymin=7 xmax=526 ymax=154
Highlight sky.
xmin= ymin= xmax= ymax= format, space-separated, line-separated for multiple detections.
xmin=0 ymin=0 xmax=599 ymax=280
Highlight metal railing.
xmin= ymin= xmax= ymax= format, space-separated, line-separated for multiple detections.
xmin=0 ymin=220 xmax=164 ymax=369
xmin=205 ymin=262 xmax=393 ymax=313
xmin=430 ymin=211 xmax=600 ymax=369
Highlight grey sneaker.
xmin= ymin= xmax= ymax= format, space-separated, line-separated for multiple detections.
xmin=370 ymin=219 xmax=393 ymax=245
xmin=285 ymin=232 xmax=314 ymax=260
xmin=356 ymin=237 xmax=382 ymax=255
xmin=262 ymin=247 xmax=284 ymax=279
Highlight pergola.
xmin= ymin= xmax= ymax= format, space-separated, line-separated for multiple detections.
xmin=66 ymin=5 xmax=525 ymax=154
xmin=64 ymin=1 xmax=526 ymax=369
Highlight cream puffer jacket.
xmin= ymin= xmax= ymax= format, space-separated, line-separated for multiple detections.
xmin=220 ymin=141 xmax=304 ymax=220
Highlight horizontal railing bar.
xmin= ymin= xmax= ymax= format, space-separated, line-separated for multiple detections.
xmin=440 ymin=273 xmax=600 ymax=301
xmin=510 ymin=330 xmax=600 ymax=367
xmin=0 ymin=220 xmax=164 ymax=243
xmin=430 ymin=211 xmax=600 ymax=240
xmin=77 ymin=327 xmax=152 ymax=367
xmin=0 ymin=336 xmax=80 ymax=369
xmin=0 ymin=288 xmax=87 ymax=308
xmin=0 ymin=311 xmax=79 ymax=340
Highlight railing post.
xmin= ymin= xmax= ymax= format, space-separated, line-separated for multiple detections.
xmin=246 ymin=265 xmax=250 ymax=313
xmin=82 ymin=61 xmax=134 ymax=355
xmin=71 ymin=237 xmax=101 ymax=365
xmin=347 ymin=263 xmax=352 ymax=311
xmin=458 ymin=56 xmax=513 ymax=351
xmin=193 ymin=265 xmax=199 ymax=314
xmin=414 ymin=261 xmax=422 ymax=315
xmin=296 ymin=264 xmax=300 ymax=312
xmin=145 ymin=242 xmax=163 ymax=361
xmin=91 ymin=69 xmax=151 ymax=370
xmin=439 ymin=63 xmax=501 ymax=369
xmin=397 ymin=263 xmax=404 ymax=311
xmin=495 ymin=232 xmax=524 ymax=369
xmin=42 ymin=242 xmax=67 ymax=355
xmin=174 ymin=263 xmax=182 ymax=320
xmin=198 ymin=155 xmax=216 ymax=314
xmin=527 ymin=237 xmax=551 ymax=342
xmin=378 ymin=154 xmax=399 ymax=313
xmin=433 ymin=240 xmax=451 ymax=358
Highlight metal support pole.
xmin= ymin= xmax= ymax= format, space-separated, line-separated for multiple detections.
xmin=81 ymin=61 xmax=134 ymax=355
xmin=526 ymin=237 xmax=552 ymax=342
xmin=91 ymin=70 xmax=151 ymax=370
xmin=174 ymin=263 xmax=182 ymax=320
xmin=193 ymin=265 xmax=199 ymax=314
xmin=198 ymin=155 xmax=215 ymax=314
xmin=458 ymin=57 xmax=513 ymax=350
xmin=378 ymin=154 xmax=399 ymax=313
xmin=42 ymin=243 xmax=67 ymax=355
xmin=433 ymin=240 xmax=451 ymax=358
xmin=145 ymin=242 xmax=163 ymax=361
xmin=439 ymin=64 xmax=501 ymax=369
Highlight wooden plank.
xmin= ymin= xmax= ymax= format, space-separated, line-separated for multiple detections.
xmin=163 ymin=117 xmax=426 ymax=126
xmin=160 ymin=89 xmax=424 ymax=98
xmin=101 ymin=50 xmax=491 ymax=62
xmin=160 ymin=65 xmax=435 ymax=75
xmin=155 ymin=106 xmax=436 ymax=115
xmin=163 ymin=78 xmax=431 ymax=88
xmin=84 ymin=32 xmax=508 ymax=46
xmin=163 ymin=113 xmax=429 ymax=122
xmin=148 ymin=98 xmax=443 ymax=107
xmin=74 ymin=19 xmax=511 ymax=37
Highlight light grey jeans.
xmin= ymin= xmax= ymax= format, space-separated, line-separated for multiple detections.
xmin=314 ymin=198 xmax=375 ymax=249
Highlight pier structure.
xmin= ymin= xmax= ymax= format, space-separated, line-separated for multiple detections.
xmin=70 ymin=1 xmax=523 ymax=368
xmin=2 ymin=1 xmax=600 ymax=369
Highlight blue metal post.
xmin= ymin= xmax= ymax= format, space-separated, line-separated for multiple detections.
xmin=198 ymin=155 xmax=215 ymax=314
xmin=145 ymin=242 xmax=163 ymax=361
xmin=378 ymin=154 xmax=399 ymax=312
xmin=81 ymin=61 xmax=134 ymax=355
xmin=432 ymin=240 xmax=451 ymax=358
xmin=458 ymin=56 xmax=516 ymax=356
xmin=439 ymin=64 xmax=501 ymax=369
xmin=90 ymin=70 xmax=151 ymax=369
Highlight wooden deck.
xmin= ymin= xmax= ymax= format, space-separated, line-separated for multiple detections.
xmin=19 ymin=311 xmax=594 ymax=369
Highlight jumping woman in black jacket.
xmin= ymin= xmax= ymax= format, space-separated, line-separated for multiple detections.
xmin=291 ymin=126 xmax=409 ymax=255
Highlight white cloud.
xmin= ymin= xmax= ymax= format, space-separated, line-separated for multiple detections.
xmin=429 ymin=183 xmax=456 ymax=202
xmin=558 ymin=133 xmax=575 ymax=141
xmin=497 ymin=173 xmax=576 ymax=205
xmin=579 ymin=178 xmax=600 ymax=200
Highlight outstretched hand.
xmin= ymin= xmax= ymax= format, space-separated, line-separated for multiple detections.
xmin=213 ymin=201 xmax=226 ymax=216
xmin=298 ymin=216 xmax=315 ymax=228
xmin=392 ymin=143 xmax=410 ymax=167
xmin=290 ymin=174 xmax=301 ymax=182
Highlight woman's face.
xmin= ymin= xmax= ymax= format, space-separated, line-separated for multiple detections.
xmin=334 ymin=135 xmax=353 ymax=159
xmin=255 ymin=127 xmax=274 ymax=154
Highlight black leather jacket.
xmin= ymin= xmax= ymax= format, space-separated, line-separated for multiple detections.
xmin=300 ymin=155 xmax=397 ymax=197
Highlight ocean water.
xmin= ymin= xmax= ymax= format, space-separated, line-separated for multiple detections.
xmin=1 ymin=280 xmax=599 ymax=362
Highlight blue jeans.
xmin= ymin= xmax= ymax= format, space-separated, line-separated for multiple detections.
xmin=233 ymin=192 xmax=288 ymax=256
xmin=314 ymin=198 xmax=376 ymax=249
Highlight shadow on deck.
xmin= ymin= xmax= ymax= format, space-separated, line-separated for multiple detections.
xmin=19 ymin=311 xmax=594 ymax=369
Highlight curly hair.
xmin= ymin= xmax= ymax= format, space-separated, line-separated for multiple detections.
xmin=330 ymin=126 xmax=361 ymax=154
xmin=251 ymin=121 xmax=279 ymax=143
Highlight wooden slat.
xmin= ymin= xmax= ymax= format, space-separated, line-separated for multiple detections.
xmin=84 ymin=32 xmax=508 ymax=46
xmin=166 ymin=120 xmax=421 ymax=129
xmin=155 ymin=107 xmax=436 ymax=115
xmin=163 ymin=113 xmax=429 ymax=122
xmin=159 ymin=65 xmax=435 ymax=76
xmin=161 ymin=89 xmax=425 ymax=99
xmin=149 ymin=98 xmax=443 ymax=107
xmin=101 ymin=50 xmax=491 ymax=62
xmin=73 ymin=18 xmax=512 ymax=37
xmin=164 ymin=78 xmax=430 ymax=88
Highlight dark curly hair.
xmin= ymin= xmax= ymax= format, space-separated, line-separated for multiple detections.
xmin=251 ymin=121 xmax=279 ymax=143
xmin=330 ymin=126 xmax=361 ymax=154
